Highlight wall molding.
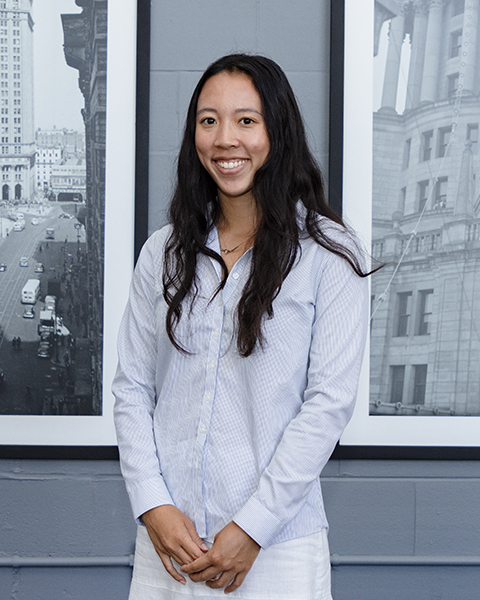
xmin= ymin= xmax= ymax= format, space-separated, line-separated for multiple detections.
xmin=0 ymin=556 xmax=134 ymax=568
xmin=331 ymin=555 xmax=480 ymax=566
xmin=1 ymin=554 xmax=479 ymax=569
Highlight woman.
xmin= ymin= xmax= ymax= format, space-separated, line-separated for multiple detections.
xmin=113 ymin=53 xmax=369 ymax=599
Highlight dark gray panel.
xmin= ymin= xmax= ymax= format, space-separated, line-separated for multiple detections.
xmin=335 ymin=459 xmax=480 ymax=479
xmin=415 ymin=480 xmax=480 ymax=555
xmin=332 ymin=565 xmax=480 ymax=600
xmin=323 ymin=479 xmax=415 ymax=555
xmin=256 ymin=0 xmax=329 ymax=72
xmin=149 ymin=72 xmax=182 ymax=152
xmin=3 ymin=567 xmax=132 ymax=600
xmin=150 ymin=0 xmax=258 ymax=71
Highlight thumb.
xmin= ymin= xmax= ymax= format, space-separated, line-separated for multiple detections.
xmin=184 ymin=520 xmax=209 ymax=552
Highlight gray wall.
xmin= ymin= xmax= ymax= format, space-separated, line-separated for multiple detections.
xmin=1 ymin=1 xmax=479 ymax=599
xmin=148 ymin=0 xmax=330 ymax=234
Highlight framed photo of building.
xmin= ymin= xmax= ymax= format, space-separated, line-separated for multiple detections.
xmin=332 ymin=0 xmax=480 ymax=454
xmin=0 ymin=0 xmax=147 ymax=456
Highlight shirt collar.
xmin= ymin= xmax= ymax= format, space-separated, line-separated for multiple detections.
xmin=205 ymin=224 xmax=221 ymax=254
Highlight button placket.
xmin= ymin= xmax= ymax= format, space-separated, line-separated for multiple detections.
xmin=196 ymin=288 xmax=224 ymax=453
xmin=191 ymin=286 xmax=222 ymax=534
xmin=222 ymin=255 xmax=248 ymax=305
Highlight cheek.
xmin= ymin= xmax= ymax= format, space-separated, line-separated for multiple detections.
xmin=254 ymin=131 xmax=270 ymax=161
xmin=254 ymin=137 xmax=270 ymax=164
xmin=194 ymin=144 xmax=201 ymax=162
xmin=195 ymin=132 xmax=211 ymax=165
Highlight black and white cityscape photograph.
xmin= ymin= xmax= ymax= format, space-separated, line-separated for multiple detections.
xmin=370 ymin=0 xmax=480 ymax=416
xmin=0 ymin=0 xmax=107 ymax=418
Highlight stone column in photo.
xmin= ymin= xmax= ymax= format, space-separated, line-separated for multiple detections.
xmin=455 ymin=141 xmax=474 ymax=215
xmin=460 ymin=0 xmax=479 ymax=96
xmin=420 ymin=0 xmax=445 ymax=104
xmin=405 ymin=2 xmax=429 ymax=110
xmin=374 ymin=0 xmax=400 ymax=56
xmin=381 ymin=13 xmax=406 ymax=111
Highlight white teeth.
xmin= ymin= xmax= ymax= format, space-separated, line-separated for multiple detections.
xmin=217 ymin=159 xmax=247 ymax=169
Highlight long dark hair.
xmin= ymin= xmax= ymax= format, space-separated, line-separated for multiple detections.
xmin=163 ymin=53 xmax=368 ymax=357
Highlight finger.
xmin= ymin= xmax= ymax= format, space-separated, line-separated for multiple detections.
xmin=184 ymin=521 xmax=209 ymax=553
xmin=158 ymin=552 xmax=186 ymax=585
xmin=164 ymin=535 xmax=204 ymax=566
xmin=224 ymin=572 xmax=246 ymax=594
xmin=205 ymin=570 xmax=235 ymax=590
xmin=187 ymin=566 xmax=221 ymax=583
xmin=181 ymin=554 xmax=211 ymax=574
xmin=180 ymin=536 xmax=207 ymax=561
xmin=169 ymin=544 xmax=201 ymax=567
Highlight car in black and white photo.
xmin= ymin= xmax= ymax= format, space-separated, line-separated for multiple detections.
xmin=31 ymin=217 xmax=39 ymax=226
xmin=19 ymin=257 xmax=28 ymax=267
xmin=0 ymin=263 xmax=6 ymax=272
xmin=34 ymin=262 xmax=44 ymax=273
xmin=44 ymin=295 xmax=56 ymax=312
xmin=37 ymin=341 xmax=52 ymax=358
xmin=23 ymin=306 xmax=35 ymax=319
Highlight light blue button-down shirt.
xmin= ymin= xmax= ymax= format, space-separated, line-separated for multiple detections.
xmin=112 ymin=217 xmax=368 ymax=549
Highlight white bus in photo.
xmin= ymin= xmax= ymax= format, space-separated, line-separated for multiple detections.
xmin=21 ymin=279 xmax=41 ymax=304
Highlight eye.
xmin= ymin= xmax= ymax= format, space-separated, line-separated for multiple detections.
xmin=240 ymin=117 xmax=254 ymax=125
xmin=201 ymin=117 xmax=216 ymax=125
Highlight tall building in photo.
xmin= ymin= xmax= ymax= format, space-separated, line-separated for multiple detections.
xmin=0 ymin=0 xmax=35 ymax=203
xmin=371 ymin=0 xmax=480 ymax=416
xmin=62 ymin=0 xmax=107 ymax=414
xmin=35 ymin=128 xmax=85 ymax=194
xmin=35 ymin=145 xmax=62 ymax=192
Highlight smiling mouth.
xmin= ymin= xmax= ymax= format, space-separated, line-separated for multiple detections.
xmin=215 ymin=159 xmax=248 ymax=169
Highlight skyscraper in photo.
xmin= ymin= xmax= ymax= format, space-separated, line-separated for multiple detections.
xmin=0 ymin=0 xmax=35 ymax=203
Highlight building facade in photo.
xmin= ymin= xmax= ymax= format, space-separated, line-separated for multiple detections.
xmin=371 ymin=0 xmax=480 ymax=416
xmin=62 ymin=0 xmax=107 ymax=414
xmin=35 ymin=128 xmax=85 ymax=192
xmin=0 ymin=0 xmax=35 ymax=203
xmin=50 ymin=156 xmax=86 ymax=202
xmin=35 ymin=145 xmax=62 ymax=192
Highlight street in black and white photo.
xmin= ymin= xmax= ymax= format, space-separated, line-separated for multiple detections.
xmin=0 ymin=201 xmax=88 ymax=414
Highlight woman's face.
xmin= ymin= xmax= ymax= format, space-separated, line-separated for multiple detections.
xmin=195 ymin=71 xmax=270 ymax=205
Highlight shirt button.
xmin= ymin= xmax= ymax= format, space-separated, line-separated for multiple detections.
xmin=232 ymin=272 xmax=239 ymax=280
xmin=209 ymin=362 xmax=215 ymax=370
xmin=213 ymin=329 xmax=219 ymax=338
xmin=199 ymin=426 xmax=207 ymax=434
xmin=205 ymin=394 xmax=212 ymax=402
xmin=217 ymin=297 xmax=223 ymax=306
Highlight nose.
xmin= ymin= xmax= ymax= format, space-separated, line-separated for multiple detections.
xmin=214 ymin=121 xmax=238 ymax=148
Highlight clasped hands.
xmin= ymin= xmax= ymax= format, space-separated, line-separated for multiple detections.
xmin=141 ymin=505 xmax=261 ymax=594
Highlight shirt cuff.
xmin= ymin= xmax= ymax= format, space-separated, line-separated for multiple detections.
xmin=233 ymin=496 xmax=283 ymax=549
xmin=126 ymin=476 xmax=175 ymax=525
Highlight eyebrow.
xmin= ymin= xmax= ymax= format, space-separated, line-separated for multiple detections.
xmin=197 ymin=107 xmax=263 ymax=117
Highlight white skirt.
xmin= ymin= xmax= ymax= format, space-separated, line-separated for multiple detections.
xmin=128 ymin=525 xmax=333 ymax=600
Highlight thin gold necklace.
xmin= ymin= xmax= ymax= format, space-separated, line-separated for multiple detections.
xmin=219 ymin=231 xmax=256 ymax=254
xmin=220 ymin=242 xmax=242 ymax=254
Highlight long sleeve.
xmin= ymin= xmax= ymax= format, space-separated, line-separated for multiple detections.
xmin=233 ymin=251 xmax=369 ymax=548
xmin=112 ymin=229 xmax=174 ymax=522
